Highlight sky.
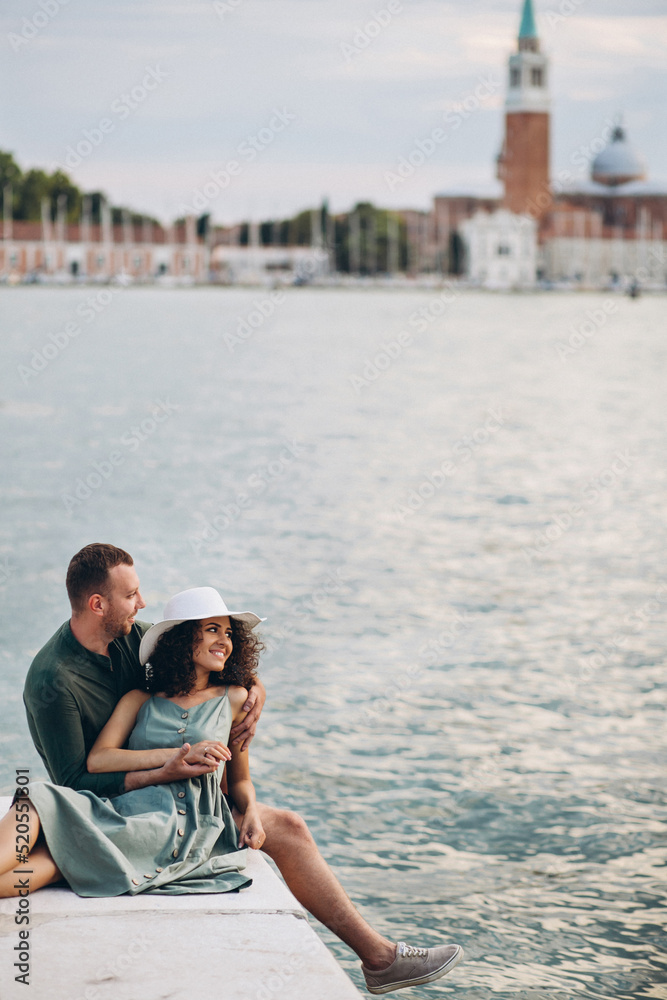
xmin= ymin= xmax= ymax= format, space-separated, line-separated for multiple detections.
xmin=2 ymin=0 xmax=666 ymax=225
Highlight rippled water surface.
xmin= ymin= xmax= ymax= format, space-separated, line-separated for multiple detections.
xmin=0 ymin=286 xmax=665 ymax=998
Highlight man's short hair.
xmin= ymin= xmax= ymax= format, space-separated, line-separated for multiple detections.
xmin=66 ymin=543 xmax=134 ymax=613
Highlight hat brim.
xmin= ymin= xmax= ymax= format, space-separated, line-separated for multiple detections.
xmin=139 ymin=611 xmax=264 ymax=666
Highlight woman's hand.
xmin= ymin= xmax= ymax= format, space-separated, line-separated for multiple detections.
xmin=183 ymin=740 xmax=231 ymax=766
xmin=229 ymin=681 xmax=266 ymax=752
xmin=157 ymin=745 xmax=219 ymax=783
xmin=237 ymin=806 xmax=266 ymax=851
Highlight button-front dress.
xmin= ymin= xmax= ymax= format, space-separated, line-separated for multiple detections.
xmin=26 ymin=690 xmax=251 ymax=896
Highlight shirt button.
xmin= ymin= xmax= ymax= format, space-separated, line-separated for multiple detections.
xmin=172 ymin=849 xmax=179 ymax=858
xmin=178 ymin=829 xmax=184 ymax=837
xmin=177 ymin=727 xmax=186 ymax=734
xmin=181 ymin=712 xmax=188 ymax=719
xmin=178 ymin=809 xmax=186 ymax=815
xmin=178 ymin=792 xmax=185 ymax=798
xmin=144 ymin=874 xmax=154 ymax=879
xmin=132 ymin=878 xmax=140 ymax=885
xmin=156 ymin=867 xmax=163 ymax=873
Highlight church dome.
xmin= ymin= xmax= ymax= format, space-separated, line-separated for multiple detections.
xmin=591 ymin=124 xmax=646 ymax=186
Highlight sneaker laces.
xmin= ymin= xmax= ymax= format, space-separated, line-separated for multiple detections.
xmin=398 ymin=943 xmax=429 ymax=959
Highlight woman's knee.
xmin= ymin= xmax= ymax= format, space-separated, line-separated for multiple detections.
xmin=0 ymin=845 xmax=60 ymax=897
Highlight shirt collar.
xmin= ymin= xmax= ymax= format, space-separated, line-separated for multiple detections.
xmin=62 ymin=620 xmax=113 ymax=670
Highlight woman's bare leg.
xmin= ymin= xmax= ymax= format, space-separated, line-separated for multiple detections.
xmin=0 ymin=843 xmax=61 ymax=896
xmin=0 ymin=800 xmax=62 ymax=896
xmin=0 ymin=799 xmax=41 ymax=872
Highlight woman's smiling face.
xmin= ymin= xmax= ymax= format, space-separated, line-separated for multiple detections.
xmin=192 ymin=616 xmax=233 ymax=675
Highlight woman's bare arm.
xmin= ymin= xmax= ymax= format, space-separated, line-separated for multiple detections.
xmin=87 ymin=690 xmax=173 ymax=773
xmin=87 ymin=690 xmax=225 ymax=792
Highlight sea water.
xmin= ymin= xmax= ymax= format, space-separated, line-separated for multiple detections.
xmin=0 ymin=286 xmax=665 ymax=998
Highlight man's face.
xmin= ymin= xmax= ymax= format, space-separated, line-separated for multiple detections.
xmin=101 ymin=563 xmax=146 ymax=640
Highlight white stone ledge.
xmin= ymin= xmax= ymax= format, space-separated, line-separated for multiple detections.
xmin=0 ymin=795 xmax=364 ymax=1000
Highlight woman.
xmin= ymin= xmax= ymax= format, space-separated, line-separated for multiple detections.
xmin=0 ymin=587 xmax=266 ymax=898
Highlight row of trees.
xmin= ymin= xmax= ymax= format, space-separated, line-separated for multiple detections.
xmin=0 ymin=150 xmax=157 ymax=226
xmin=2 ymin=150 xmax=430 ymax=273
xmin=233 ymin=202 xmax=412 ymax=274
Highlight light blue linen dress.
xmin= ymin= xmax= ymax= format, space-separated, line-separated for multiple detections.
xmin=27 ymin=690 xmax=251 ymax=896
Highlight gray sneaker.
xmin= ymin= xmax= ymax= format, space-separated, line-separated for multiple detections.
xmin=361 ymin=941 xmax=463 ymax=994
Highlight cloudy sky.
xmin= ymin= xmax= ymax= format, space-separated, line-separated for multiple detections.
xmin=2 ymin=0 xmax=666 ymax=224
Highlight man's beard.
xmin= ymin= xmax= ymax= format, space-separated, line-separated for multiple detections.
xmin=101 ymin=606 xmax=133 ymax=641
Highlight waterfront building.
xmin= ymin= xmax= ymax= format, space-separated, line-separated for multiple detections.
xmin=0 ymin=202 xmax=207 ymax=284
xmin=435 ymin=0 xmax=547 ymax=287
xmin=449 ymin=0 xmax=667 ymax=288
xmin=209 ymin=242 xmax=330 ymax=285
xmin=460 ymin=209 xmax=537 ymax=290
xmin=0 ymin=192 xmax=331 ymax=285
xmin=545 ymin=124 xmax=667 ymax=286
xmin=496 ymin=0 xmax=551 ymax=220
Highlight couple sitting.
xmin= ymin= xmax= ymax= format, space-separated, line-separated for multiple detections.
xmin=2 ymin=543 xmax=463 ymax=995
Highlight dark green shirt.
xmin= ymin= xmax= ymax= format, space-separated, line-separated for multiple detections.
xmin=23 ymin=620 xmax=151 ymax=798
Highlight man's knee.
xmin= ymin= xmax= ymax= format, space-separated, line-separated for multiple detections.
xmin=280 ymin=808 xmax=310 ymax=839
xmin=264 ymin=806 xmax=312 ymax=844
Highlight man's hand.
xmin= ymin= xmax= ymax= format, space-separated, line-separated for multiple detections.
xmin=237 ymin=806 xmax=266 ymax=850
xmin=183 ymin=740 xmax=231 ymax=766
xmin=229 ymin=681 xmax=266 ymax=752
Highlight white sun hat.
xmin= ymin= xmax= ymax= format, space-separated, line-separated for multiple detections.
xmin=139 ymin=586 xmax=265 ymax=665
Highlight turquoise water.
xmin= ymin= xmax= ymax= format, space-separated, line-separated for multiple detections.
xmin=0 ymin=286 xmax=665 ymax=997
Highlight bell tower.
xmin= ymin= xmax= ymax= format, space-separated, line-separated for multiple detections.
xmin=497 ymin=0 xmax=551 ymax=218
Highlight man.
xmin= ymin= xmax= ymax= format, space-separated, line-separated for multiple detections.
xmin=23 ymin=543 xmax=463 ymax=994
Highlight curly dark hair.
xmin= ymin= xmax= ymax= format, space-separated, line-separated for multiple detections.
xmin=146 ymin=618 xmax=263 ymax=697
